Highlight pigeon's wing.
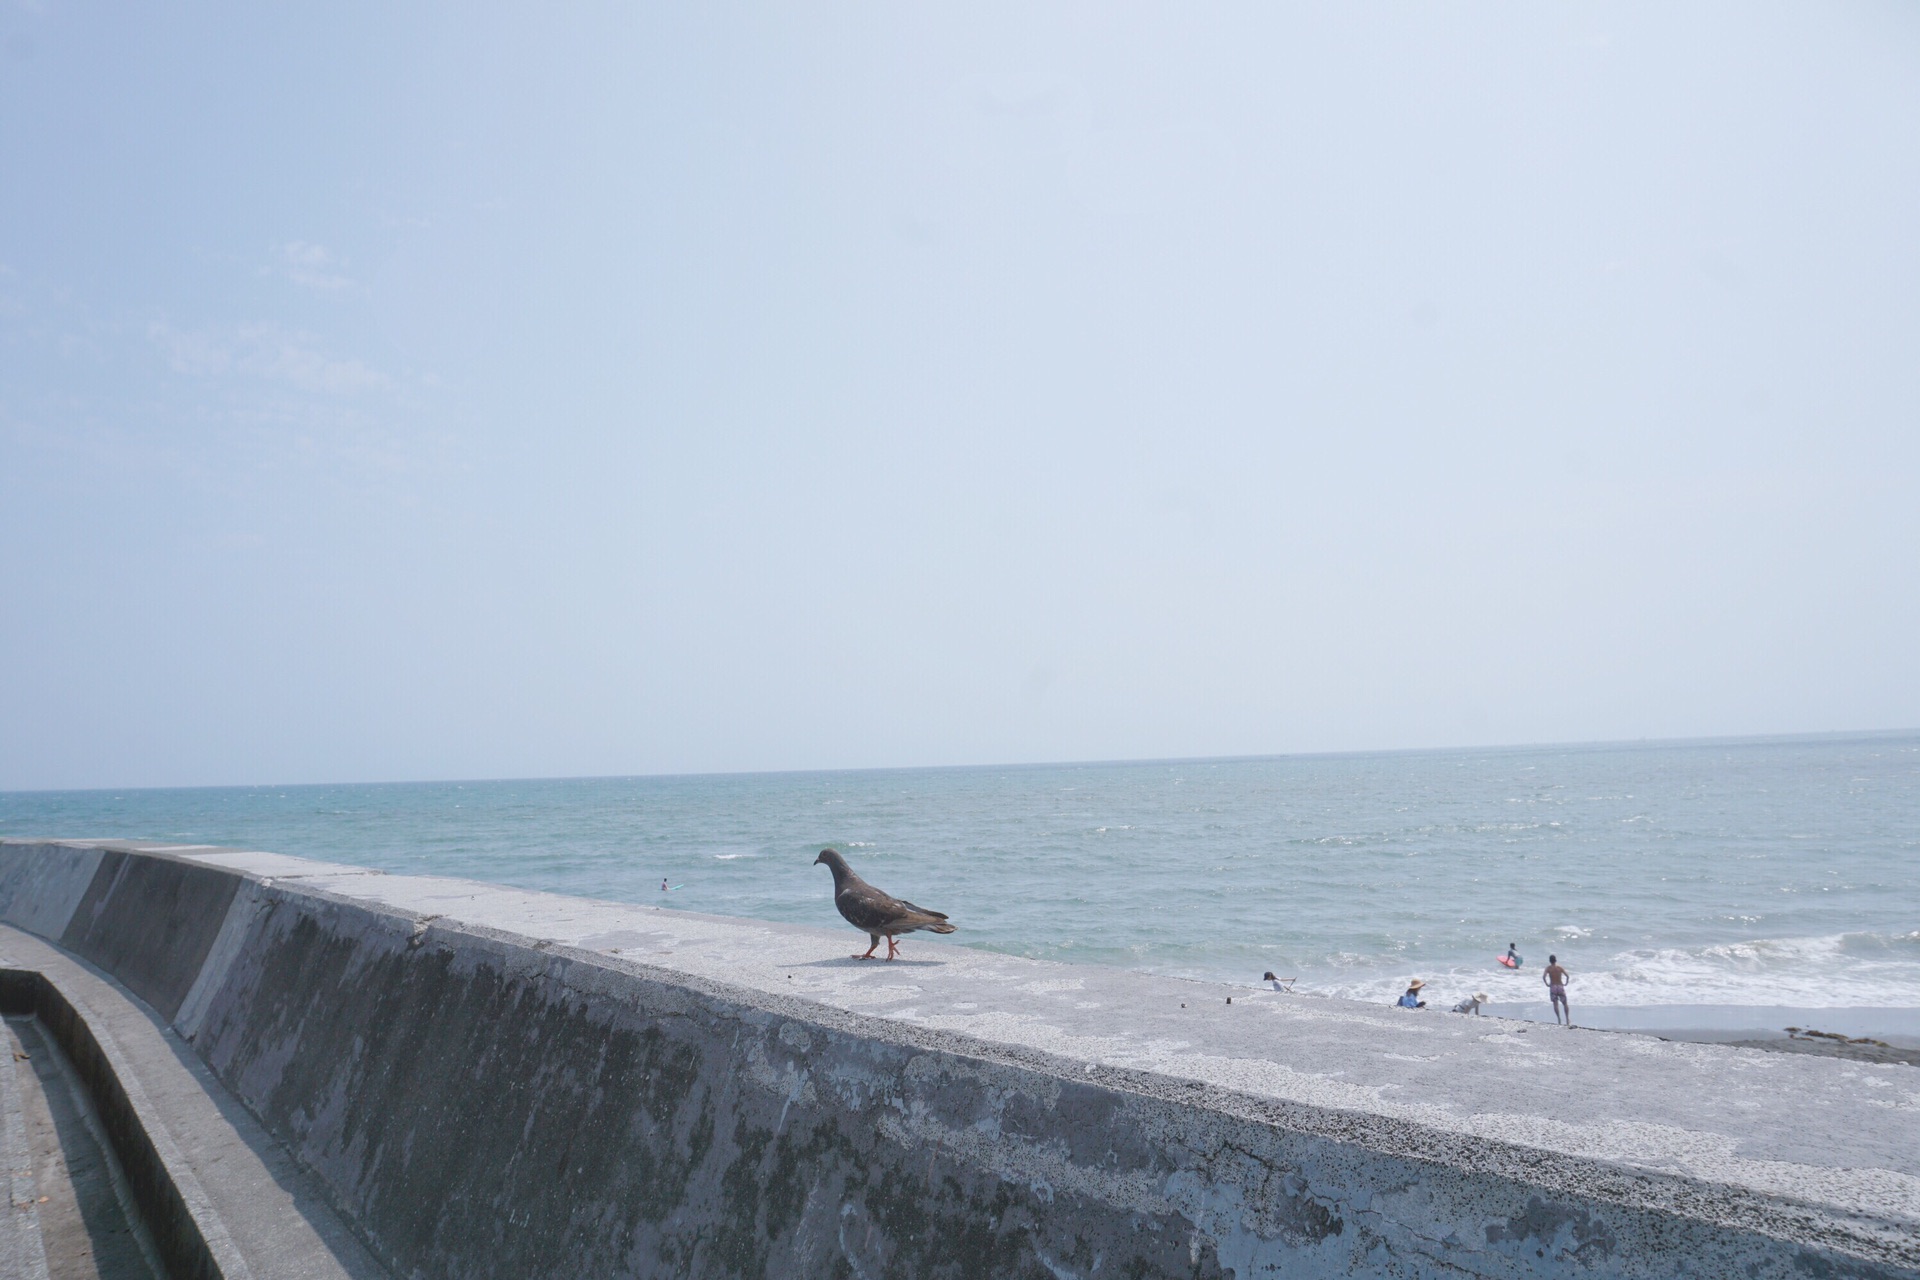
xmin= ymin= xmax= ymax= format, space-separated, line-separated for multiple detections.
xmin=836 ymin=882 xmax=909 ymax=933
xmin=892 ymin=899 xmax=948 ymax=922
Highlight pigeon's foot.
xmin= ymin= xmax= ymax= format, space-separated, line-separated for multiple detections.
xmin=885 ymin=937 xmax=900 ymax=960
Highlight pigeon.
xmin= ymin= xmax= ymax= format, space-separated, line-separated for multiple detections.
xmin=813 ymin=848 xmax=956 ymax=960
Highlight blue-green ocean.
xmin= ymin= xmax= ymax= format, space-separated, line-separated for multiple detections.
xmin=4 ymin=732 xmax=1915 ymax=1010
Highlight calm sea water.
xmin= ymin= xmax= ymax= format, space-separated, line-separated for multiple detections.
xmin=3 ymin=733 xmax=1916 ymax=1010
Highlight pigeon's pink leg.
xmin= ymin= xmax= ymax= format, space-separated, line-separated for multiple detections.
xmin=853 ymin=936 xmax=880 ymax=960
xmin=885 ymin=936 xmax=900 ymax=961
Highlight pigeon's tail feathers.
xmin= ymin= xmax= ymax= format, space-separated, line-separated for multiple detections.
xmin=893 ymin=899 xmax=957 ymax=933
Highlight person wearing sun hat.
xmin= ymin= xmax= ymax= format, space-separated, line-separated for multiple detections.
xmin=1451 ymin=991 xmax=1491 ymax=1015
xmin=1396 ymin=979 xmax=1428 ymax=1009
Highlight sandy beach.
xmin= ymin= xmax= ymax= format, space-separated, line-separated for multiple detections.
xmin=1475 ymin=1001 xmax=1920 ymax=1062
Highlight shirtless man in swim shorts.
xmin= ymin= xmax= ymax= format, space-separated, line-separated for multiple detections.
xmin=1543 ymin=955 xmax=1570 ymax=1026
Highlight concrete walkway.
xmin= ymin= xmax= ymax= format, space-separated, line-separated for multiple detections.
xmin=4 ymin=1011 xmax=164 ymax=1279
xmin=0 ymin=925 xmax=388 ymax=1279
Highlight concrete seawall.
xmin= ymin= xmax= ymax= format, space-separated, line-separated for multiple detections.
xmin=1 ymin=838 xmax=1916 ymax=1279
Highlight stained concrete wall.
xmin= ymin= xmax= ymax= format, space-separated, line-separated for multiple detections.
xmin=1 ymin=838 xmax=1916 ymax=1280
xmin=0 ymin=839 xmax=103 ymax=941
xmin=0 ymin=966 xmax=226 ymax=1279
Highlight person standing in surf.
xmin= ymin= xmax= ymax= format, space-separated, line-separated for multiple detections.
xmin=1543 ymin=955 xmax=1571 ymax=1026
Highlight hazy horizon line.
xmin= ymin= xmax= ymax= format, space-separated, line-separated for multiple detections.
xmin=5 ymin=724 xmax=1914 ymax=799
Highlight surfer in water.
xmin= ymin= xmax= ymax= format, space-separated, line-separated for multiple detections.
xmin=661 ymin=878 xmax=669 ymax=892
xmin=1543 ymin=955 xmax=1571 ymax=1026
xmin=1503 ymin=942 xmax=1523 ymax=968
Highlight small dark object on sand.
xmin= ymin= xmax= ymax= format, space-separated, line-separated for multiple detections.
xmin=814 ymin=848 xmax=956 ymax=961
xmin=1788 ymin=1026 xmax=1891 ymax=1047
xmin=1728 ymin=1035 xmax=1920 ymax=1067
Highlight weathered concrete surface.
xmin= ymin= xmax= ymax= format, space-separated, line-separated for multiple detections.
xmin=3 ymin=1011 xmax=166 ymax=1278
xmin=61 ymin=847 xmax=241 ymax=1022
xmin=0 ymin=1007 xmax=53 ymax=1280
xmin=0 ymin=922 xmax=389 ymax=1279
xmin=2 ymin=838 xmax=1917 ymax=1280
xmin=0 ymin=839 xmax=104 ymax=942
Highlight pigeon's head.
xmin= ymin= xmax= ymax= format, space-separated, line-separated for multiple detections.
xmin=814 ymin=848 xmax=846 ymax=872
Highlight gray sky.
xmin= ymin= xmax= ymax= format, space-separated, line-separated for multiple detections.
xmin=2 ymin=3 xmax=1917 ymax=790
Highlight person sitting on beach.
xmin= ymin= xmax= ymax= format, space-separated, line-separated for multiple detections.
xmin=1451 ymin=992 xmax=1489 ymax=1015
xmin=1543 ymin=955 xmax=1571 ymax=1026
xmin=1261 ymin=971 xmax=1295 ymax=992
xmin=1396 ymin=979 xmax=1427 ymax=1009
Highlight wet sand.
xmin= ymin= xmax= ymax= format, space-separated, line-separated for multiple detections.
xmin=1478 ymin=1002 xmax=1920 ymax=1057
xmin=1707 ymin=1035 xmax=1920 ymax=1067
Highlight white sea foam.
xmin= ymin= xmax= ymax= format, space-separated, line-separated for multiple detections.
xmin=1320 ymin=931 xmax=1920 ymax=1009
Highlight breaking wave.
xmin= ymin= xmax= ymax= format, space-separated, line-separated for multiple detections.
xmin=1317 ymin=931 xmax=1920 ymax=1008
